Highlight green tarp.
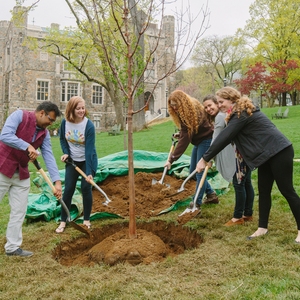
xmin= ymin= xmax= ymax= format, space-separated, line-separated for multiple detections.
xmin=26 ymin=150 xmax=230 ymax=222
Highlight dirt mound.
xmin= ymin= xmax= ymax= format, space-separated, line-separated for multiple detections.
xmin=52 ymin=220 xmax=203 ymax=266
xmin=92 ymin=171 xmax=196 ymax=217
xmin=52 ymin=172 xmax=202 ymax=266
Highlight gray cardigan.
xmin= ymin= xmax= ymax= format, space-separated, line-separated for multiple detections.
xmin=212 ymin=112 xmax=236 ymax=182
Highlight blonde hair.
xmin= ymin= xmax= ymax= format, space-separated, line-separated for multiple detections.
xmin=168 ymin=90 xmax=208 ymax=137
xmin=216 ymin=87 xmax=255 ymax=122
xmin=65 ymin=96 xmax=88 ymax=122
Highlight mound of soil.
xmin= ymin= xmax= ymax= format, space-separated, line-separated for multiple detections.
xmin=53 ymin=220 xmax=203 ymax=267
xmin=53 ymin=172 xmax=202 ymax=266
xmin=92 ymin=171 xmax=196 ymax=217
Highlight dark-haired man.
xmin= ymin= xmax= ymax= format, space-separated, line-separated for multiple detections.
xmin=0 ymin=101 xmax=62 ymax=257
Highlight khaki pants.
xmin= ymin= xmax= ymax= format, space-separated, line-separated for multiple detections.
xmin=0 ymin=172 xmax=30 ymax=253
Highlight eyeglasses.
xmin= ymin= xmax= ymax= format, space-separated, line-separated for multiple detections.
xmin=45 ymin=113 xmax=56 ymax=123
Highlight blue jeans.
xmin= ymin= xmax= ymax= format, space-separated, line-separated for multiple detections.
xmin=232 ymin=166 xmax=254 ymax=218
xmin=190 ymin=139 xmax=214 ymax=205
xmin=61 ymin=161 xmax=93 ymax=222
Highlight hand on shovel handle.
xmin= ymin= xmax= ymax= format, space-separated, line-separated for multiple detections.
xmin=32 ymin=159 xmax=71 ymax=222
xmin=32 ymin=160 xmax=62 ymax=199
xmin=32 ymin=159 xmax=92 ymax=236
xmin=64 ymin=157 xmax=112 ymax=205
xmin=152 ymin=137 xmax=178 ymax=188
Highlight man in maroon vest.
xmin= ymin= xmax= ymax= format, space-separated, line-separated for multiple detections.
xmin=0 ymin=101 xmax=62 ymax=257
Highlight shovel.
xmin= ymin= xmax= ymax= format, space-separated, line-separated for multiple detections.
xmin=152 ymin=137 xmax=178 ymax=188
xmin=166 ymin=169 xmax=197 ymax=198
xmin=64 ymin=157 xmax=111 ymax=206
xmin=177 ymin=165 xmax=209 ymax=224
xmin=32 ymin=159 xmax=92 ymax=237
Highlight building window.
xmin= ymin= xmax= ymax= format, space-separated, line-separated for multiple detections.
xmin=61 ymin=81 xmax=80 ymax=102
xmin=145 ymin=69 xmax=155 ymax=79
xmin=93 ymin=115 xmax=101 ymax=129
xmin=40 ymin=52 xmax=48 ymax=61
xmin=92 ymin=85 xmax=103 ymax=104
xmin=37 ymin=80 xmax=50 ymax=101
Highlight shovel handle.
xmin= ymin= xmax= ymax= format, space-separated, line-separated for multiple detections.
xmin=193 ymin=165 xmax=209 ymax=205
xmin=160 ymin=139 xmax=178 ymax=184
xmin=65 ymin=157 xmax=95 ymax=185
xmin=178 ymin=169 xmax=197 ymax=190
xmin=167 ymin=143 xmax=175 ymax=161
xmin=75 ymin=166 xmax=108 ymax=193
xmin=65 ymin=159 xmax=111 ymax=203
xmin=158 ymin=166 xmax=168 ymax=184
xmin=32 ymin=159 xmax=71 ymax=222
xmin=32 ymin=160 xmax=56 ymax=193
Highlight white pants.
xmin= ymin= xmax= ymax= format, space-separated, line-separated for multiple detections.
xmin=0 ymin=172 xmax=30 ymax=252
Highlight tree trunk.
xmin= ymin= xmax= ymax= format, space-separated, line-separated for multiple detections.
xmin=282 ymin=92 xmax=287 ymax=106
xmin=107 ymin=82 xmax=125 ymax=129
xmin=291 ymin=91 xmax=297 ymax=105
xmin=127 ymin=109 xmax=137 ymax=239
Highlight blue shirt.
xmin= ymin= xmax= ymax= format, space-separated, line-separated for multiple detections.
xmin=0 ymin=110 xmax=61 ymax=182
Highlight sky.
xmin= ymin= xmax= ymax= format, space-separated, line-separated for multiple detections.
xmin=1 ymin=0 xmax=254 ymax=66
xmin=1 ymin=0 xmax=254 ymax=35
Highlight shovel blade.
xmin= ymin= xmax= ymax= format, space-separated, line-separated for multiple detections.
xmin=152 ymin=178 xmax=158 ymax=185
xmin=177 ymin=207 xmax=201 ymax=225
xmin=69 ymin=222 xmax=93 ymax=238
xmin=178 ymin=207 xmax=193 ymax=217
xmin=152 ymin=178 xmax=170 ymax=188
xmin=102 ymin=199 xmax=111 ymax=206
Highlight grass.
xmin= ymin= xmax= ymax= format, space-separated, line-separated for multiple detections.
xmin=1 ymin=106 xmax=300 ymax=299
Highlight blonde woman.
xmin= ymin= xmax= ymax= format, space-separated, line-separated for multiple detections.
xmin=203 ymin=95 xmax=254 ymax=226
xmin=56 ymin=96 xmax=98 ymax=233
xmin=197 ymin=87 xmax=300 ymax=242
xmin=165 ymin=90 xmax=218 ymax=210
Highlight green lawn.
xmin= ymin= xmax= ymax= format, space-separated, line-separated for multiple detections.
xmin=1 ymin=105 xmax=300 ymax=300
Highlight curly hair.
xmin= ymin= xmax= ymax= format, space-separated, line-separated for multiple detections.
xmin=215 ymin=87 xmax=255 ymax=122
xmin=168 ymin=90 xmax=207 ymax=137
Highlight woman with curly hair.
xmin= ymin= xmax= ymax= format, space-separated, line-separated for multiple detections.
xmin=197 ymin=86 xmax=300 ymax=242
xmin=165 ymin=90 xmax=218 ymax=209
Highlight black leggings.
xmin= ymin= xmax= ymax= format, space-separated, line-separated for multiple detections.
xmin=258 ymin=145 xmax=300 ymax=230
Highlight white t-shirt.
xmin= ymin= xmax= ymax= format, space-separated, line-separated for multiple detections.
xmin=65 ymin=117 xmax=88 ymax=162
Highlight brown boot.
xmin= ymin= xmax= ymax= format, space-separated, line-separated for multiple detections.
xmin=203 ymin=192 xmax=219 ymax=204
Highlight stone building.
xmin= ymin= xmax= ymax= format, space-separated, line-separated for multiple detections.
xmin=0 ymin=6 xmax=175 ymax=132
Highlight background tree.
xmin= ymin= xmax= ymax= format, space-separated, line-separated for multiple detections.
xmin=235 ymin=59 xmax=300 ymax=107
xmin=241 ymin=0 xmax=300 ymax=106
xmin=173 ymin=67 xmax=210 ymax=99
xmin=190 ymin=35 xmax=249 ymax=91
xmin=28 ymin=0 xmax=209 ymax=238
xmin=234 ymin=62 xmax=271 ymax=106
